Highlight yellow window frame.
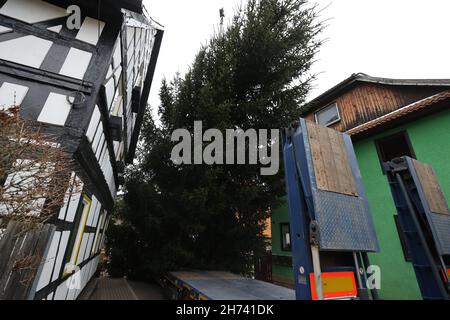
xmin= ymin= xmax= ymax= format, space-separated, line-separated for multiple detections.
xmin=64 ymin=194 xmax=92 ymax=275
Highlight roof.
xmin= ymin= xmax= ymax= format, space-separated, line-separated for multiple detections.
xmin=124 ymin=8 xmax=164 ymax=30
xmin=120 ymin=0 xmax=143 ymax=13
xmin=48 ymin=0 xmax=144 ymax=14
xmin=303 ymin=73 xmax=450 ymax=114
xmin=346 ymin=91 xmax=450 ymax=136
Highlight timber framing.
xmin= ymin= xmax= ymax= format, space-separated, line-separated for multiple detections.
xmin=33 ymin=253 xmax=100 ymax=300
xmin=0 ymin=59 xmax=93 ymax=94
xmin=44 ymin=0 xmax=144 ymax=17
xmin=0 ymin=0 xmax=163 ymax=301
xmin=126 ymin=28 xmax=164 ymax=163
xmin=0 ymin=14 xmax=96 ymax=52
xmin=0 ymin=15 xmax=123 ymax=194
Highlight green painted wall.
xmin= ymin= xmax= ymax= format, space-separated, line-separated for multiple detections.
xmin=272 ymin=264 xmax=294 ymax=281
xmin=271 ymin=108 xmax=450 ymax=299
xmin=355 ymin=136 xmax=419 ymax=299
xmin=271 ymin=200 xmax=294 ymax=284
xmin=271 ymin=201 xmax=290 ymax=257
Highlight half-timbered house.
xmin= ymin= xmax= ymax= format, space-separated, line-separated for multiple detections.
xmin=0 ymin=0 xmax=163 ymax=300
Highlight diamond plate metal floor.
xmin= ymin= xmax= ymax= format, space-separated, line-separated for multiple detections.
xmin=88 ymin=277 xmax=166 ymax=300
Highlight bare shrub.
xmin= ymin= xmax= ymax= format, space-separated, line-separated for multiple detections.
xmin=0 ymin=107 xmax=76 ymax=227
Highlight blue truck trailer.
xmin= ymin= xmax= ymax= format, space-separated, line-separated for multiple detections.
xmin=164 ymin=271 xmax=295 ymax=300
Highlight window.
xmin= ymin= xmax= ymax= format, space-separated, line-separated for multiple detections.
xmin=63 ymin=194 xmax=92 ymax=276
xmin=394 ymin=215 xmax=412 ymax=262
xmin=98 ymin=216 xmax=111 ymax=252
xmin=110 ymin=76 xmax=124 ymax=117
xmin=375 ymin=131 xmax=416 ymax=172
xmin=315 ymin=103 xmax=341 ymax=127
xmin=280 ymin=223 xmax=291 ymax=251
xmin=91 ymin=210 xmax=106 ymax=256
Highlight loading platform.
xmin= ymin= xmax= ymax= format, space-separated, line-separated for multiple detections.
xmin=166 ymin=271 xmax=295 ymax=300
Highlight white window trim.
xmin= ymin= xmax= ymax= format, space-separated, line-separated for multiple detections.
xmin=314 ymin=102 xmax=341 ymax=127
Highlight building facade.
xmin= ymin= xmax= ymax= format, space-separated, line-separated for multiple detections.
xmin=0 ymin=0 xmax=162 ymax=300
xmin=272 ymin=73 xmax=450 ymax=299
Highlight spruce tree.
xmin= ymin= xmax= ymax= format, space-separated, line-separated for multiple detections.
xmin=107 ymin=0 xmax=323 ymax=280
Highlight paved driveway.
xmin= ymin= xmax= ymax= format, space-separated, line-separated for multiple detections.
xmin=86 ymin=277 xmax=166 ymax=300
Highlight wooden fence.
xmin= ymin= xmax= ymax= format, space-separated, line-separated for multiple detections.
xmin=0 ymin=220 xmax=55 ymax=300
xmin=254 ymin=251 xmax=272 ymax=283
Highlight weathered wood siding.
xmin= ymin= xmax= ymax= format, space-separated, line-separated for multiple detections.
xmin=305 ymin=83 xmax=446 ymax=132
xmin=0 ymin=221 xmax=55 ymax=300
xmin=306 ymin=121 xmax=358 ymax=197
xmin=412 ymin=159 xmax=450 ymax=215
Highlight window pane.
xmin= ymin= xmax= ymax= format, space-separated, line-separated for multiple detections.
xmin=316 ymin=103 xmax=340 ymax=126
xmin=285 ymin=233 xmax=291 ymax=246
xmin=281 ymin=224 xmax=291 ymax=251
xmin=64 ymin=195 xmax=92 ymax=275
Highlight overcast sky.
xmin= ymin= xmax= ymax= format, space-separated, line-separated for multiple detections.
xmin=144 ymin=0 xmax=450 ymax=113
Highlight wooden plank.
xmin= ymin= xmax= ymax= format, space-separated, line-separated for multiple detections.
xmin=11 ymin=224 xmax=52 ymax=300
xmin=327 ymin=128 xmax=346 ymax=193
xmin=340 ymin=135 xmax=358 ymax=196
xmin=317 ymin=122 xmax=340 ymax=193
xmin=328 ymin=129 xmax=357 ymax=196
xmin=0 ymin=221 xmax=55 ymax=300
xmin=304 ymin=83 xmax=446 ymax=133
xmin=307 ymin=121 xmax=329 ymax=191
xmin=0 ymin=221 xmax=21 ymax=281
xmin=306 ymin=121 xmax=358 ymax=196
xmin=7 ymin=229 xmax=40 ymax=300
xmin=412 ymin=159 xmax=450 ymax=215
xmin=21 ymin=224 xmax=54 ymax=300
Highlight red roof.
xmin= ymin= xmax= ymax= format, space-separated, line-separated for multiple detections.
xmin=346 ymin=91 xmax=450 ymax=136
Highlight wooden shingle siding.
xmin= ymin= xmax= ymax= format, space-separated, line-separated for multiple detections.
xmin=305 ymin=83 xmax=445 ymax=132
xmin=412 ymin=159 xmax=450 ymax=216
xmin=306 ymin=121 xmax=357 ymax=197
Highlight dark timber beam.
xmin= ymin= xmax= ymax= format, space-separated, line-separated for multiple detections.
xmin=74 ymin=137 xmax=114 ymax=210
xmin=0 ymin=14 xmax=96 ymax=52
xmin=44 ymin=0 xmax=143 ymax=18
xmin=33 ymin=252 xmax=101 ymax=300
xmin=97 ymin=86 xmax=121 ymax=187
xmin=0 ymin=59 xmax=93 ymax=94
xmin=63 ymin=15 xmax=123 ymax=194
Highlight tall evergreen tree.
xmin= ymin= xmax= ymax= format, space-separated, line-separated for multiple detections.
xmin=107 ymin=0 xmax=323 ymax=281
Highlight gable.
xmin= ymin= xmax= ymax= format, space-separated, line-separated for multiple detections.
xmin=304 ymin=82 xmax=447 ymax=133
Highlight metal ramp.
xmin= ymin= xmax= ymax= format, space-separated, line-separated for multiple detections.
xmin=282 ymin=119 xmax=380 ymax=300
xmin=384 ymin=157 xmax=450 ymax=300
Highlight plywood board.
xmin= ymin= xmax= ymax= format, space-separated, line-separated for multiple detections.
xmin=307 ymin=121 xmax=358 ymax=197
xmin=412 ymin=159 xmax=450 ymax=215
